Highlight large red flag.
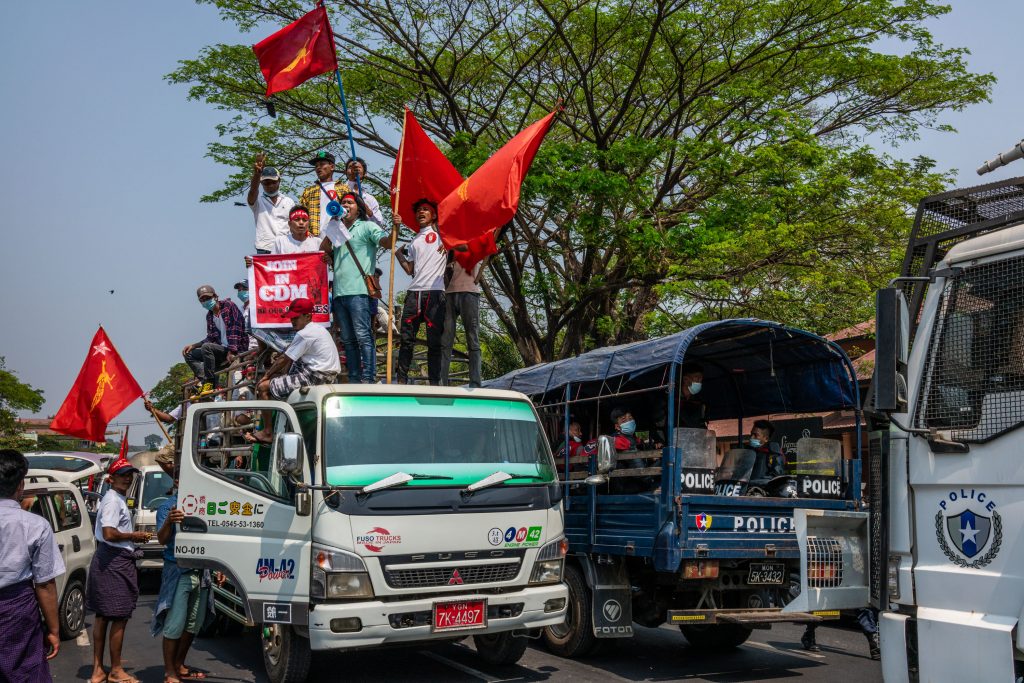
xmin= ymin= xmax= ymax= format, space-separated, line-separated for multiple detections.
xmin=390 ymin=108 xmax=464 ymax=232
xmin=51 ymin=328 xmax=143 ymax=443
xmin=253 ymin=4 xmax=338 ymax=97
xmin=438 ymin=109 xmax=557 ymax=267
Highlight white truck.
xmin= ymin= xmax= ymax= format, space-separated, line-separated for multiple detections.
xmin=174 ymin=384 xmax=569 ymax=683
xmin=871 ymin=174 xmax=1024 ymax=682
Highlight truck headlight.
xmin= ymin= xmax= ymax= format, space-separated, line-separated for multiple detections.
xmin=530 ymin=537 xmax=568 ymax=585
xmin=311 ymin=545 xmax=374 ymax=600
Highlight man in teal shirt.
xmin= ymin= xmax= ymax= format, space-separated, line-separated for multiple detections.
xmin=320 ymin=192 xmax=397 ymax=383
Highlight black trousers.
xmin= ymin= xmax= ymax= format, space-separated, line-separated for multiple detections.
xmin=397 ymin=290 xmax=446 ymax=385
xmin=185 ymin=342 xmax=229 ymax=386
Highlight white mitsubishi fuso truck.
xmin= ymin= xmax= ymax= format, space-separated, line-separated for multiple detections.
xmin=871 ymin=174 xmax=1024 ymax=682
xmin=174 ymin=384 xmax=569 ymax=683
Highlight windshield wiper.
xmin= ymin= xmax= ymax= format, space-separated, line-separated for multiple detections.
xmin=463 ymin=471 xmax=547 ymax=495
xmin=359 ymin=472 xmax=453 ymax=495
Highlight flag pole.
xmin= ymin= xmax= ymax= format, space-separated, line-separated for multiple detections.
xmin=145 ymin=398 xmax=172 ymax=444
xmin=320 ymin=2 xmax=363 ymax=195
xmin=386 ymin=109 xmax=408 ymax=384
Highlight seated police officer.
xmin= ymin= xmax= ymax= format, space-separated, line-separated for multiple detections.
xmin=678 ymin=362 xmax=708 ymax=429
xmin=747 ymin=419 xmax=784 ymax=484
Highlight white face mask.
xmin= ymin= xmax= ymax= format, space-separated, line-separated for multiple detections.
xmin=688 ymin=381 xmax=702 ymax=395
xmin=263 ymin=190 xmax=279 ymax=198
xmin=572 ymin=435 xmax=582 ymax=443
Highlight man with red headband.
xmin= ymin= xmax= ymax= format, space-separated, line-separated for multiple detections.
xmin=319 ymin=192 xmax=397 ymax=384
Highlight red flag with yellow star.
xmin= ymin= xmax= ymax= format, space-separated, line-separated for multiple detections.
xmin=253 ymin=4 xmax=338 ymax=97
xmin=51 ymin=327 xmax=143 ymax=443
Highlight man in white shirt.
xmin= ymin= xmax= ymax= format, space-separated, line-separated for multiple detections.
xmin=247 ymin=154 xmax=296 ymax=254
xmin=272 ymin=205 xmax=322 ymax=254
xmin=87 ymin=457 xmax=152 ymax=683
xmin=396 ymin=198 xmax=449 ymax=385
xmin=250 ymin=298 xmax=341 ymax=442
xmin=345 ymin=157 xmax=385 ymax=226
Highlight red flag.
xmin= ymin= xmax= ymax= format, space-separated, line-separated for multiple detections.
xmin=390 ymin=108 xmax=464 ymax=232
xmin=51 ymin=327 xmax=144 ymax=443
xmin=252 ymin=5 xmax=338 ymax=97
xmin=438 ymin=109 xmax=557 ymax=267
xmin=118 ymin=426 xmax=130 ymax=460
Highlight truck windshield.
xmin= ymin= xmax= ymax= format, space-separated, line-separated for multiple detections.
xmin=322 ymin=395 xmax=555 ymax=487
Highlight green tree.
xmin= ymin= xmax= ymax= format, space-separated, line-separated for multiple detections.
xmin=170 ymin=0 xmax=991 ymax=364
xmin=0 ymin=357 xmax=44 ymax=438
xmin=144 ymin=434 xmax=163 ymax=450
xmin=149 ymin=362 xmax=193 ymax=412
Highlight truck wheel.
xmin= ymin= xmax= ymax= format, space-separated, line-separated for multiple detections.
xmin=58 ymin=578 xmax=85 ymax=640
xmin=679 ymin=623 xmax=753 ymax=650
xmin=261 ymin=624 xmax=311 ymax=683
xmin=473 ymin=632 xmax=529 ymax=665
xmin=542 ymin=563 xmax=598 ymax=658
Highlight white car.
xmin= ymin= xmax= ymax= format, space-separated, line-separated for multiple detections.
xmin=22 ymin=480 xmax=96 ymax=640
xmin=25 ymin=451 xmax=113 ymax=493
xmin=128 ymin=464 xmax=175 ymax=570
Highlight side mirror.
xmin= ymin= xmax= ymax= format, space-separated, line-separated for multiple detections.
xmin=596 ymin=436 xmax=615 ymax=474
xmin=873 ymin=288 xmax=909 ymax=412
xmin=275 ymin=432 xmax=305 ymax=477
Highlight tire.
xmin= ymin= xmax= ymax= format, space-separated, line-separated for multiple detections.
xmin=473 ymin=632 xmax=529 ymax=665
xmin=679 ymin=623 xmax=753 ymax=650
xmin=261 ymin=624 xmax=311 ymax=683
xmin=542 ymin=563 xmax=599 ymax=658
xmin=58 ymin=578 xmax=85 ymax=640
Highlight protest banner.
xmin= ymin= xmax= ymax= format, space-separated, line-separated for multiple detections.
xmin=248 ymin=252 xmax=330 ymax=328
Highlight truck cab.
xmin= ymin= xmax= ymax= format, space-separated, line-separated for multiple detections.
xmin=872 ymin=176 xmax=1024 ymax=682
xmin=175 ymin=384 xmax=568 ymax=683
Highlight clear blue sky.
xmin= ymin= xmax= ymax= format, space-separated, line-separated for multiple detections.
xmin=1 ymin=1 xmax=1022 ymax=438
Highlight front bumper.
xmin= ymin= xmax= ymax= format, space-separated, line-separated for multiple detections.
xmin=136 ymin=543 xmax=165 ymax=570
xmin=307 ymin=583 xmax=567 ymax=651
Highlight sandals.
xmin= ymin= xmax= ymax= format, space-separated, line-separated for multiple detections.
xmin=180 ymin=670 xmax=207 ymax=681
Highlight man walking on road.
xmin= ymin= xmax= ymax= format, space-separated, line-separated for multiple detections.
xmin=87 ymin=456 xmax=153 ymax=683
xmin=0 ymin=449 xmax=65 ymax=683
xmin=152 ymin=447 xmax=210 ymax=683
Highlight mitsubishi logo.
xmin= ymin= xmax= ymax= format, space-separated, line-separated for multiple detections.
xmin=448 ymin=569 xmax=465 ymax=585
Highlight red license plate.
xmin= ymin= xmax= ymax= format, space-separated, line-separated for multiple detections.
xmin=432 ymin=599 xmax=487 ymax=632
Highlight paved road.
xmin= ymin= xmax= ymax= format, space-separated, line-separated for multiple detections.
xmin=52 ymin=582 xmax=881 ymax=682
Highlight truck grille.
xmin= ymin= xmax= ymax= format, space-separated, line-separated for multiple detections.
xmin=384 ymin=562 xmax=520 ymax=589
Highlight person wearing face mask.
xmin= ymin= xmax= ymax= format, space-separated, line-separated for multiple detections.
xmin=250 ymin=298 xmax=341 ymax=443
xmin=608 ymin=407 xmax=657 ymax=493
xmin=246 ymin=154 xmax=295 ymax=254
xmin=747 ymin=419 xmax=784 ymax=482
xmin=182 ymin=285 xmax=249 ymax=398
xmin=678 ymin=362 xmax=708 ymax=429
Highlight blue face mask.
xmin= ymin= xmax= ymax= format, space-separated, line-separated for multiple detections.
xmin=749 ymin=438 xmax=762 ymax=448
xmin=620 ymin=419 xmax=636 ymax=436
xmin=263 ymin=190 xmax=279 ymax=198
xmin=237 ymin=291 xmax=249 ymax=303
xmin=688 ymin=381 xmax=702 ymax=395
xmin=201 ymin=298 xmax=216 ymax=311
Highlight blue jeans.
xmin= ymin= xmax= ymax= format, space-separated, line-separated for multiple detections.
xmin=333 ymin=294 xmax=375 ymax=383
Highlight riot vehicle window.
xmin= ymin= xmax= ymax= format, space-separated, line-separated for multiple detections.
xmin=916 ymin=254 xmax=1024 ymax=441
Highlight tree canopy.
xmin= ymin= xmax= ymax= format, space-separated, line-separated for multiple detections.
xmin=149 ymin=362 xmax=193 ymax=412
xmin=170 ymin=0 xmax=992 ymax=365
xmin=0 ymin=357 xmax=44 ymax=438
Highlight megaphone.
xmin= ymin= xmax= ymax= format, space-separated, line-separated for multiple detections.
xmin=326 ymin=200 xmax=342 ymax=217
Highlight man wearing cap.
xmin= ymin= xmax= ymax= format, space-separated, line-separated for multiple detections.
xmin=182 ymin=285 xmax=249 ymax=397
xmin=300 ymin=151 xmax=350 ymax=239
xmin=250 ymin=297 xmax=341 ymax=442
xmin=345 ymin=157 xmax=385 ymax=226
xmin=396 ymin=198 xmax=450 ymax=385
xmin=246 ymin=153 xmax=295 ymax=254
xmin=152 ymin=447 xmax=210 ymax=683
xmin=0 ymin=449 xmax=65 ymax=683
xmin=88 ymin=457 xmax=152 ymax=683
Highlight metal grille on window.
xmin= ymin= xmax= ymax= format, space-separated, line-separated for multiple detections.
xmin=916 ymin=256 xmax=1024 ymax=442
xmin=384 ymin=562 xmax=521 ymax=589
xmin=806 ymin=537 xmax=843 ymax=588
xmin=868 ymin=436 xmax=883 ymax=604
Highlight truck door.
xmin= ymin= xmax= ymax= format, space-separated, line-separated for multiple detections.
xmin=175 ymin=401 xmax=312 ymax=629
